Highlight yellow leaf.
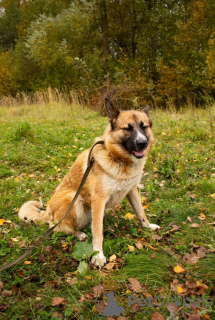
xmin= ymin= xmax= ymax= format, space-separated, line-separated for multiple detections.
xmin=128 ymin=245 xmax=135 ymax=252
xmin=176 ymin=285 xmax=184 ymax=293
xmin=125 ymin=213 xmax=135 ymax=220
xmin=91 ymin=305 xmax=98 ymax=313
xmin=0 ymin=219 xmax=5 ymax=225
xmin=15 ymin=177 xmax=19 ymax=181
xmin=174 ymin=265 xmax=185 ymax=274
xmin=24 ymin=261 xmax=31 ymax=265
xmin=211 ymin=193 xmax=215 ymax=198
xmin=84 ymin=275 xmax=91 ymax=280
xmin=109 ymin=254 xmax=117 ymax=262
xmin=198 ymin=213 xmax=206 ymax=220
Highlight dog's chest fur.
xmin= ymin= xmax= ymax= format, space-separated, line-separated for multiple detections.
xmin=104 ymin=174 xmax=141 ymax=209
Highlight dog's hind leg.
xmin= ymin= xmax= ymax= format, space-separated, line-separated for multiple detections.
xmin=47 ymin=192 xmax=89 ymax=241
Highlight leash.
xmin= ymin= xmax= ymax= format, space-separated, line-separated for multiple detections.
xmin=0 ymin=140 xmax=104 ymax=273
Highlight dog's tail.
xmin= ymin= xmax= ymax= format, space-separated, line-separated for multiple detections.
xmin=18 ymin=198 xmax=51 ymax=224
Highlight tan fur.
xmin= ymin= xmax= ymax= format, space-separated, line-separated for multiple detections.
xmin=18 ymin=107 xmax=159 ymax=267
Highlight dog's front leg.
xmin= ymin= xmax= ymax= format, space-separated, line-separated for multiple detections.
xmin=127 ymin=186 xmax=160 ymax=230
xmin=90 ymin=196 xmax=107 ymax=267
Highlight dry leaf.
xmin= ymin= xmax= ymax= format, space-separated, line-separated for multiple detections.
xmin=93 ymin=285 xmax=104 ymax=298
xmin=183 ymin=252 xmax=199 ymax=265
xmin=23 ymin=261 xmax=31 ymax=265
xmin=188 ymin=314 xmax=201 ymax=320
xmin=0 ymin=219 xmax=5 ymax=225
xmin=176 ymin=285 xmax=184 ymax=294
xmin=190 ymin=223 xmax=200 ymax=228
xmin=84 ymin=292 xmax=94 ymax=300
xmin=174 ymin=265 xmax=185 ymax=273
xmin=109 ymin=254 xmax=117 ymax=262
xmin=196 ymin=283 xmax=208 ymax=295
xmin=132 ymin=303 xmax=140 ymax=313
xmin=187 ymin=216 xmax=193 ymax=222
xmin=128 ymin=245 xmax=135 ymax=252
xmin=51 ymin=297 xmax=64 ymax=306
xmin=0 ymin=280 xmax=4 ymax=291
xmin=196 ymin=246 xmax=207 ymax=258
xmin=66 ymin=277 xmax=78 ymax=285
xmin=2 ymin=290 xmax=13 ymax=297
xmin=198 ymin=213 xmax=206 ymax=220
xmin=135 ymin=242 xmax=143 ymax=249
xmin=128 ymin=278 xmax=142 ymax=293
xmin=167 ymin=303 xmax=179 ymax=313
xmin=151 ymin=311 xmax=165 ymax=320
xmin=125 ymin=213 xmax=136 ymax=220
xmin=104 ymin=262 xmax=114 ymax=270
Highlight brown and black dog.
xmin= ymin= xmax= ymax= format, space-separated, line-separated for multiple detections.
xmin=18 ymin=99 xmax=160 ymax=267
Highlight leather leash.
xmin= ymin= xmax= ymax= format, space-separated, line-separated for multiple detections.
xmin=0 ymin=140 xmax=104 ymax=273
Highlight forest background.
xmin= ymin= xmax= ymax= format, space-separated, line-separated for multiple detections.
xmin=0 ymin=0 xmax=215 ymax=108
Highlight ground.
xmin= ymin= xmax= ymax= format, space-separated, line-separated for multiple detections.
xmin=0 ymin=103 xmax=214 ymax=320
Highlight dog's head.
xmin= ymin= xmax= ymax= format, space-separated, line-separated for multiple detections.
xmin=105 ymin=98 xmax=153 ymax=159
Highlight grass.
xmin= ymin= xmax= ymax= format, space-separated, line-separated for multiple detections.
xmin=0 ymin=100 xmax=215 ymax=320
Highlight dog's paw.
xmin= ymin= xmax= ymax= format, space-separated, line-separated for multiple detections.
xmin=77 ymin=232 xmax=88 ymax=242
xmin=91 ymin=251 xmax=107 ymax=268
xmin=148 ymin=223 xmax=160 ymax=230
xmin=142 ymin=221 xmax=160 ymax=230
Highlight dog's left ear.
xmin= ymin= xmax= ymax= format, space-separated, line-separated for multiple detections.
xmin=105 ymin=98 xmax=120 ymax=129
xmin=143 ymin=105 xmax=150 ymax=116
xmin=143 ymin=105 xmax=153 ymax=127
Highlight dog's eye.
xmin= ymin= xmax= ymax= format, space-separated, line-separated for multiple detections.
xmin=140 ymin=121 xmax=148 ymax=130
xmin=123 ymin=124 xmax=133 ymax=131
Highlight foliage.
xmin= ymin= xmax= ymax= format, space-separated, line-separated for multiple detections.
xmin=0 ymin=0 xmax=215 ymax=106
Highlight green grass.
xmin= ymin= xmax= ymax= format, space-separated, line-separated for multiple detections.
xmin=0 ymin=103 xmax=215 ymax=320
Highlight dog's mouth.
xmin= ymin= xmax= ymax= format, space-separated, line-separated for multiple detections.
xmin=132 ymin=150 xmax=145 ymax=158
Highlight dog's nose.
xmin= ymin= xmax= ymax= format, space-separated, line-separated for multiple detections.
xmin=136 ymin=140 xmax=148 ymax=150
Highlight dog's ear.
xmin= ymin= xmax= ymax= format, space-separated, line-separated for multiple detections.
xmin=143 ymin=105 xmax=153 ymax=127
xmin=105 ymin=98 xmax=120 ymax=129
xmin=143 ymin=105 xmax=150 ymax=116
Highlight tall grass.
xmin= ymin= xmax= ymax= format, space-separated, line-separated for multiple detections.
xmin=0 ymin=88 xmax=88 ymax=120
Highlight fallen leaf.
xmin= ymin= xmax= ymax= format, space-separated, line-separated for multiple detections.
xmin=84 ymin=292 xmax=94 ymax=300
xmin=187 ymin=216 xmax=193 ymax=222
xmin=0 ymin=281 xmax=3 ymax=290
xmin=23 ymin=261 xmax=31 ymax=265
xmin=104 ymin=262 xmax=114 ymax=270
xmin=190 ymin=223 xmax=200 ymax=228
xmin=51 ymin=297 xmax=64 ymax=306
xmin=196 ymin=246 xmax=207 ymax=258
xmin=167 ymin=303 xmax=179 ymax=313
xmin=109 ymin=254 xmax=117 ymax=262
xmin=45 ymin=245 xmax=52 ymax=252
xmin=0 ymin=219 xmax=5 ymax=225
xmin=151 ymin=311 xmax=165 ymax=320
xmin=128 ymin=245 xmax=135 ymax=252
xmin=125 ymin=213 xmax=136 ymax=220
xmin=183 ymin=252 xmax=199 ymax=265
xmin=93 ymin=285 xmax=104 ymax=298
xmin=198 ymin=213 xmax=206 ymax=220
xmin=66 ymin=277 xmax=78 ymax=285
xmin=128 ymin=278 xmax=142 ymax=293
xmin=174 ymin=265 xmax=185 ymax=273
xmin=196 ymin=283 xmax=208 ymax=295
xmin=188 ymin=314 xmax=201 ymax=320
xmin=132 ymin=303 xmax=140 ymax=313
xmin=151 ymin=253 xmax=156 ymax=259
xmin=2 ymin=290 xmax=13 ymax=297
xmin=52 ymin=312 xmax=63 ymax=319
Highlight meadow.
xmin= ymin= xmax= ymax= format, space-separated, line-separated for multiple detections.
xmin=0 ymin=96 xmax=214 ymax=320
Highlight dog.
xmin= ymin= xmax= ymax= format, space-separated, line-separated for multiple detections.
xmin=18 ymin=98 xmax=160 ymax=267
